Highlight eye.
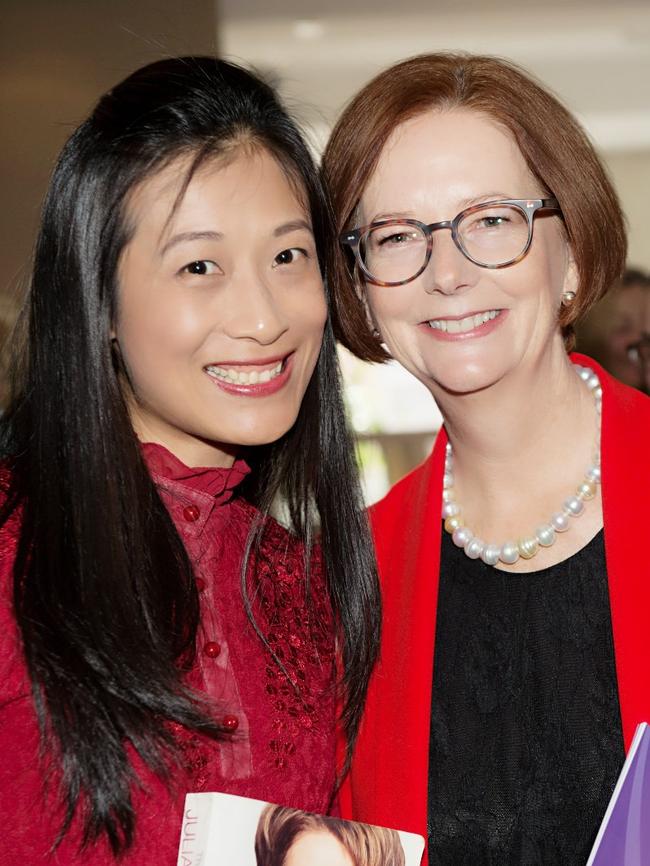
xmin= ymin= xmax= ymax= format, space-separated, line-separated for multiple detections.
xmin=273 ymin=247 xmax=307 ymax=266
xmin=479 ymin=215 xmax=509 ymax=228
xmin=378 ymin=231 xmax=418 ymax=246
xmin=181 ymin=260 xmax=220 ymax=276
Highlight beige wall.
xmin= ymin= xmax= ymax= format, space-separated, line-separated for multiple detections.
xmin=604 ymin=150 xmax=650 ymax=272
xmin=0 ymin=0 xmax=218 ymax=323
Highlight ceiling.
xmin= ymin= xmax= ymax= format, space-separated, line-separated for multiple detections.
xmin=220 ymin=1 xmax=650 ymax=152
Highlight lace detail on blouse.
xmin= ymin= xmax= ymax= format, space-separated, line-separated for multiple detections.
xmin=428 ymin=528 xmax=624 ymax=866
xmin=246 ymin=505 xmax=333 ymax=771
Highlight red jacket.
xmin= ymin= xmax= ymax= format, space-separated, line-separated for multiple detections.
xmin=340 ymin=355 xmax=650 ymax=862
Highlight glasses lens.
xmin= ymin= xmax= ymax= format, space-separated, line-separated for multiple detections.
xmin=458 ymin=204 xmax=530 ymax=266
xmin=361 ymin=223 xmax=428 ymax=284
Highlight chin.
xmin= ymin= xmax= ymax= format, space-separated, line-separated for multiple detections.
xmin=229 ymin=414 xmax=301 ymax=448
xmin=424 ymin=361 xmax=504 ymax=397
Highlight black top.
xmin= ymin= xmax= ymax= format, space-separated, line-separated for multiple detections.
xmin=428 ymin=528 xmax=625 ymax=866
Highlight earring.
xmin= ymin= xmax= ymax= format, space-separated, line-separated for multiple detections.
xmin=372 ymin=328 xmax=380 ymax=338
xmin=561 ymin=291 xmax=576 ymax=306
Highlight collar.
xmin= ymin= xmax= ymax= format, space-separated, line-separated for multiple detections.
xmin=141 ymin=441 xmax=251 ymax=506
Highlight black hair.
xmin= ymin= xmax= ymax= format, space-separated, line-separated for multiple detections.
xmin=0 ymin=57 xmax=379 ymax=854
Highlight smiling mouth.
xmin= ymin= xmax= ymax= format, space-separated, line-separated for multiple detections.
xmin=427 ymin=309 xmax=501 ymax=334
xmin=204 ymin=356 xmax=288 ymax=386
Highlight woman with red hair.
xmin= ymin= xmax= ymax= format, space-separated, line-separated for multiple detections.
xmin=323 ymin=53 xmax=650 ymax=865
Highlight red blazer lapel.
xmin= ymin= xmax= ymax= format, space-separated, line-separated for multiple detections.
xmin=345 ymin=428 xmax=447 ymax=836
xmin=584 ymin=354 xmax=650 ymax=750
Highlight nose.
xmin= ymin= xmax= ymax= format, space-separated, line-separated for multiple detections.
xmin=421 ymin=228 xmax=478 ymax=296
xmin=222 ymin=272 xmax=290 ymax=345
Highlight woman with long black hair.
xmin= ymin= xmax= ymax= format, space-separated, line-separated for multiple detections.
xmin=0 ymin=57 xmax=379 ymax=864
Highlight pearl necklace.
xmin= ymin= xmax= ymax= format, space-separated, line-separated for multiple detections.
xmin=442 ymin=364 xmax=602 ymax=567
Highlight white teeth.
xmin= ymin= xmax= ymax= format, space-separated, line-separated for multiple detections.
xmin=205 ymin=360 xmax=285 ymax=385
xmin=428 ymin=310 xmax=499 ymax=333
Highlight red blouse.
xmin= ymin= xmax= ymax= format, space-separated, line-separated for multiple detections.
xmin=0 ymin=443 xmax=336 ymax=864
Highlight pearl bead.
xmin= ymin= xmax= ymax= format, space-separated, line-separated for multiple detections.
xmin=444 ymin=515 xmax=464 ymax=533
xmin=577 ymin=367 xmax=591 ymax=381
xmin=499 ymin=541 xmax=519 ymax=564
xmin=452 ymin=526 xmax=473 ymax=548
xmin=518 ymin=536 xmax=539 ymax=559
xmin=535 ymin=524 xmax=556 ymax=547
xmin=593 ymin=386 xmax=602 ymax=400
xmin=446 ymin=441 xmax=452 ymax=454
xmin=586 ymin=465 xmax=601 ymax=483
xmin=464 ymin=538 xmax=485 ymax=559
xmin=443 ymin=472 xmax=454 ymax=489
xmin=564 ymin=496 xmax=584 ymax=517
xmin=442 ymin=488 xmax=455 ymax=503
xmin=441 ymin=502 xmax=460 ymax=519
xmin=586 ymin=374 xmax=600 ymax=391
xmin=551 ymin=512 xmax=570 ymax=532
xmin=576 ymin=480 xmax=597 ymax=501
xmin=480 ymin=544 xmax=501 ymax=566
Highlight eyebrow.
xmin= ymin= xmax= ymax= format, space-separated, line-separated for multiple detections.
xmin=369 ymin=193 xmax=516 ymax=223
xmin=160 ymin=230 xmax=223 ymax=256
xmin=273 ymin=219 xmax=313 ymax=237
xmin=159 ymin=220 xmax=313 ymax=256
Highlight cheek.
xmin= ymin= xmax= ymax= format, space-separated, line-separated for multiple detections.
xmin=291 ymin=290 xmax=328 ymax=340
xmin=117 ymin=287 xmax=211 ymax=366
xmin=365 ymin=286 xmax=412 ymax=331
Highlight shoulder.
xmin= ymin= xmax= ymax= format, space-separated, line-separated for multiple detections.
xmin=0 ymin=466 xmax=29 ymax=703
xmin=0 ymin=463 xmax=12 ymax=499
xmin=604 ymin=372 xmax=650 ymax=423
xmin=574 ymin=352 xmax=650 ymax=416
xmin=574 ymin=353 xmax=650 ymax=461
xmin=0 ymin=462 xmax=21 ymax=559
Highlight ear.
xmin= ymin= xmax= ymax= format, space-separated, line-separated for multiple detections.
xmin=562 ymin=244 xmax=579 ymax=297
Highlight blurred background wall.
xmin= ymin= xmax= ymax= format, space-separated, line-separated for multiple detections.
xmin=2 ymin=0 xmax=648 ymax=498
xmin=0 ymin=0 xmax=218 ymax=327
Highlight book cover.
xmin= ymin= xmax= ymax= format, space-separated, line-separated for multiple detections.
xmin=586 ymin=721 xmax=650 ymax=865
xmin=177 ymin=791 xmax=425 ymax=866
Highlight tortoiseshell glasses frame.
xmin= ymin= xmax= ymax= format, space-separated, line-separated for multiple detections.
xmin=340 ymin=198 xmax=561 ymax=287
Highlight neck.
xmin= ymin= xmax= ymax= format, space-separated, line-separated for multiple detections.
xmin=432 ymin=346 xmax=597 ymax=508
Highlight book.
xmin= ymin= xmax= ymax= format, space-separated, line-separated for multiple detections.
xmin=177 ymin=791 xmax=425 ymax=866
xmin=586 ymin=721 xmax=650 ymax=865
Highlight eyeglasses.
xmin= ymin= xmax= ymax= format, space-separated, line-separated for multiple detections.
xmin=340 ymin=198 xmax=561 ymax=287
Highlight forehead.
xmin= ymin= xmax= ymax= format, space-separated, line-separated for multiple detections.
xmin=361 ymin=108 xmax=539 ymax=217
xmin=124 ymin=148 xmax=308 ymax=240
xmin=285 ymin=830 xmax=352 ymax=866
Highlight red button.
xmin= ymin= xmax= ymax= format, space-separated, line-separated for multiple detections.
xmin=203 ymin=641 xmax=221 ymax=658
xmin=183 ymin=505 xmax=200 ymax=522
xmin=222 ymin=714 xmax=239 ymax=732
xmin=195 ymin=577 xmax=206 ymax=593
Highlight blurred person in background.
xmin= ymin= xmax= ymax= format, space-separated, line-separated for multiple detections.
xmin=0 ymin=57 xmax=379 ymax=864
xmin=324 ymin=52 xmax=650 ymax=866
xmin=577 ymin=266 xmax=650 ymax=394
